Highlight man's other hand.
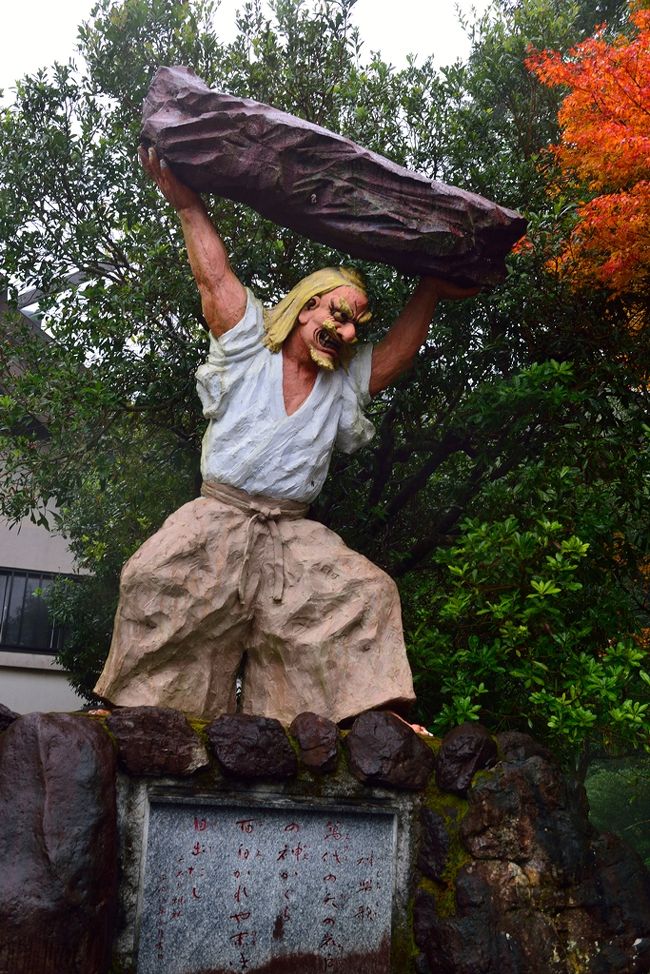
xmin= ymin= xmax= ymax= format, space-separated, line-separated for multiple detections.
xmin=425 ymin=276 xmax=482 ymax=300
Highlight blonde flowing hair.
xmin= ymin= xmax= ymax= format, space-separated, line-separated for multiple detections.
xmin=263 ymin=266 xmax=369 ymax=353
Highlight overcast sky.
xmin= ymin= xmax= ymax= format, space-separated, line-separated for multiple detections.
xmin=0 ymin=0 xmax=490 ymax=101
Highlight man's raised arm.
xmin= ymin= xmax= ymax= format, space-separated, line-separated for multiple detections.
xmin=139 ymin=147 xmax=247 ymax=336
xmin=368 ymin=277 xmax=479 ymax=396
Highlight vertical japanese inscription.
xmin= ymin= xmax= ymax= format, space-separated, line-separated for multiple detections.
xmin=137 ymin=802 xmax=395 ymax=974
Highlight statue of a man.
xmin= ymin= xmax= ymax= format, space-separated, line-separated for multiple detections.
xmin=94 ymin=149 xmax=475 ymax=726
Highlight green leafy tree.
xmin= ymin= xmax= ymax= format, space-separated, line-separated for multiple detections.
xmin=407 ymin=510 xmax=650 ymax=765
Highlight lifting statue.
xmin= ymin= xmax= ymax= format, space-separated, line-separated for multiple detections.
xmin=94 ymin=68 xmax=525 ymax=726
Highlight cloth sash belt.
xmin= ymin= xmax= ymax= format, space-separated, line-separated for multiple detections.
xmin=201 ymin=481 xmax=309 ymax=603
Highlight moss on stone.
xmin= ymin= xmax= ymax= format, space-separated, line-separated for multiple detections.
xmin=285 ymin=730 xmax=302 ymax=760
xmin=416 ymin=778 xmax=472 ymax=919
xmin=417 ymin=874 xmax=439 ymax=897
xmin=186 ymin=716 xmax=210 ymax=743
xmin=470 ymin=767 xmax=495 ymax=789
xmin=421 ymin=734 xmax=443 ymax=757
xmin=566 ymin=941 xmax=596 ymax=973
xmin=85 ymin=713 xmax=119 ymax=752
xmin=391 ymin=913 xmax=419 ymax=973
xmin=108 ymin=954 xmax=134 ymax=974
xmin=178 ymin=758 xmax=223 ymax=792
xmin=435 ymin=836 xmax=471 ymax=918
xmin=292 ymin=763 xmax=328 ymax=795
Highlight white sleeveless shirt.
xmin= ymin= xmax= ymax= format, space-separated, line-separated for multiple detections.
xmin=196 ymin=289 xmax=375 ymax=503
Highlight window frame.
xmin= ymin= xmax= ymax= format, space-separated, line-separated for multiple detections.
xmin=0 ymin=567 xmax=72 ymax=655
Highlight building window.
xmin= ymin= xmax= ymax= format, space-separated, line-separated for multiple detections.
xmin=0 ymin=569 xmax=67 ymax=654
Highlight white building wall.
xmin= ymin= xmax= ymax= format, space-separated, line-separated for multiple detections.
xmin=0 ymin=509 xmax=84 ymax=714
xmin=0 ymin=651 xmax=83 ymax=713
xmin=0 ymin=512 xmax=76 ymax=573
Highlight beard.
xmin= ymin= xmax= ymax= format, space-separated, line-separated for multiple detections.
xmin=309 ymin=346 xmax=337 ymax=371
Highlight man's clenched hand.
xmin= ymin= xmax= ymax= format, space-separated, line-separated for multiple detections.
xmin=138 ymin=145 xmax=200 ymax=213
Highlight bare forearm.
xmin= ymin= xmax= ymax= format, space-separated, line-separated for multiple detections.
xmin=178 ymin=200 xmax=230 ymax=295
xmin=177 ymin=200 xmax=246 ymax=333
xmin=140 ymin=147 xmax=246 ymax=333
xmin=369 ymin=279 xmax=440 ymax=395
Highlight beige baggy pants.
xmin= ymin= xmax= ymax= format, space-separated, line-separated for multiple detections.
xmin=94 ymin=489 xmax=415 ymax=725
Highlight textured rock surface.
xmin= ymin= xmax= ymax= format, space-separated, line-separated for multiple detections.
xmin=106 ymin=705 xmax=209 ymax=776
xmin=289 ymin=711 xmax=338 ymax=772
xmin=0 ymin=701 xmax=19 ymax=732
xmin=495 ymin=730 xmax=553 ymax=764
xmin=460 ymin=755 xmax=589 ymax=876
xmin=0 ymin=713 xmax=118 ymax=974
xmin=207 ymin=713 xmax=297 ymax=779
xmin=418 ymin=808 xmax=451 ymax=882
xmin=2 ymin=708 xmax=648 ymax=974
xmin=141 ymin=66 xmax=526 ymax=287
xmin=345 ymin=711 xmax=435 ymax=790
xmin=414 ymin=744 xmax=650 ymax=974
xmin=436 ymin=722 xmax=497 ymax=796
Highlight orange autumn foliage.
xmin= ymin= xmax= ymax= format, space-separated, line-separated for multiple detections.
xmin=526 ymin=6 xmax=650 ymax=296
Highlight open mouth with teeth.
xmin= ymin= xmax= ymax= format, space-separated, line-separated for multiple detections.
xmin=315 ymin=327 xmax=343 ymax=357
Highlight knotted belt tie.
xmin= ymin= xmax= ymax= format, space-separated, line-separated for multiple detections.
xmin=201 ymin=481 xmax=309 ymax=603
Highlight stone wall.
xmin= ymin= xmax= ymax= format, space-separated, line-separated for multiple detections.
xmin=0 ymin=702 xmax=648 ymax=974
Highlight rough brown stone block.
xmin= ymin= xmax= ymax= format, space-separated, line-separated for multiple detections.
xmin=495 ymin=729 xmax=553 ymax=764
xmin=289 ymin=711 xmax=338 ymax=773
xmin=207 ymin=713 xmax=298 ymax=779
xmin=436 ymin=721 xmax=497 ymax=796
xmin=0 ymin=713 xmax=117 ymax=974
xmin=106 ymin=705 xmax=209 ymax=776
xmin=141 ymin=66 xmax=527 ymax=287
xmin=345 ymin=710 xmax=435 ymax=790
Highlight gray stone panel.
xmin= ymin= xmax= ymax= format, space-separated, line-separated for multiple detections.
xmin=136 ymin=799 xmax=396 ymax=973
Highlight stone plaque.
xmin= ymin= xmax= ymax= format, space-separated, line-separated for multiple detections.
xmin=136 ymin=798 xmax=396 ymax=974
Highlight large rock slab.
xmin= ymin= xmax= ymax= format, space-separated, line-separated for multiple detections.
xmin=416 ymin=841 xmax=650 ymax=974
xmin=207 ymin=713 xmax=298 ymax=779
xmin=141 ymin=66 xmax=526 ymax=287
xmin=345 ymin=710 xmax=435 ymax=790
xmin=106 ymin=705 xmax=209 ymax=776
xmin=460 ymin=755 xmax=589 ymax=879
xmin=414 ymin=748 xmax=650 ymax=974
xmin=0 ymin=713 xmax=118 ymax=974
